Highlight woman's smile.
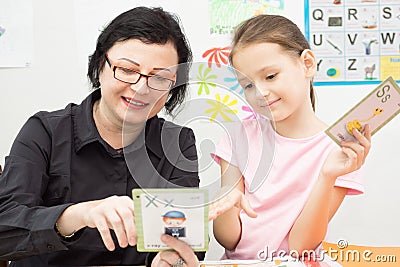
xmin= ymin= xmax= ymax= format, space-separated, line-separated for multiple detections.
xmin=121 ymin=96 xmax=149 ymax=109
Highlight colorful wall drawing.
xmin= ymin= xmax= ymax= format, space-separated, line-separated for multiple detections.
xmin=209 ymin=0 xmax=284 ymax=35
xmin=194 ymin=0 xmax=284 ymax=122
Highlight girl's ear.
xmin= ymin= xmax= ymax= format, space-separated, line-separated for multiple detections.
xmin=300 ymin=49 xmax=317 ymax=78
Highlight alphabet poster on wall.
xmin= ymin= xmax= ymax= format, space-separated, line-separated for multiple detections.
xmin=304 ymin=0 xmax=400 ymax=85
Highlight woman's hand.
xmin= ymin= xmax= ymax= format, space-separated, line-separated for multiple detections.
xmin=82 ymin=195 xmax=137 ymax=251
xmin=56 ymin=195 xmax=137 ymax=251
xmin=152 ymin=234 xmax=199 ymax=267
xmin=208 ymin=185 xmax=257 ymax=220
xmin=322 ymin=124 xmax=371 ymax=180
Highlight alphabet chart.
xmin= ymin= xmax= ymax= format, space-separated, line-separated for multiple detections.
xmin=304 ymin=0 xmax=400 ymax=85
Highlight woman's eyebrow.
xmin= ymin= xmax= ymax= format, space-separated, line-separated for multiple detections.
xmin=153 ymin=67 xmax=172 ymax=72
xmin=119 ymin=57 xmax=140 ymax=66
xmin=118 ymin=58 xmax=172 ymax=73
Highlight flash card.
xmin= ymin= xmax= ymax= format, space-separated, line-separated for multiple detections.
xmin=132 ymin=188 xmax=209 ymax=252
xmin=325 ymin=77 xmax=400 ymax=145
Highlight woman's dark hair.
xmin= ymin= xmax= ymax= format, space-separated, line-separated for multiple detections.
xmin=229 ymin=15 xmax=316 ymax=111
xmin=87 ymin=6 xmax=192 ymax=114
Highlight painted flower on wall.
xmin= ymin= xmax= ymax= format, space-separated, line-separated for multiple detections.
xmin=224 ymin=66 xmax=243 ymax=94
xmin=202 ymin=46 xmax=230 ymax=68
xmin=242 ymin=105 xmax=258 ymax=120
xmin=196 ymin=63 xmax=217 ymax=95
xmin=205 ymin=93 xmax=238 ymax=122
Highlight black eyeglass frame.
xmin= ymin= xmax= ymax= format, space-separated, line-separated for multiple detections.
xmin=105 ymin=55 xmax=176 ymax=91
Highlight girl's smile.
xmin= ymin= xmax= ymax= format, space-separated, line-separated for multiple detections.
xmin=262 ymin=98 xmax=281 ymax=108
xmin=232 ymin=42 xmax=316 ymax=131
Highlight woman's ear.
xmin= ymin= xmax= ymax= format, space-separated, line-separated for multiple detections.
xmin=300 ymin=49 xmax=317 ymax=78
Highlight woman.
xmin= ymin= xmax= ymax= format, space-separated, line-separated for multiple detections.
xmin=0 ymin=6 xmax=203 ymax=267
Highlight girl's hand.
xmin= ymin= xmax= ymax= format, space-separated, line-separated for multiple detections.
xmin=208 ymin=185 xmax=257 ymax=220
xmin=152 ymin=234 xmax=199 ymax=267
xmin=82 ymin=195 xmax=137 ymax=251
xmin=322 ymin=124 xmax=371 ymax=180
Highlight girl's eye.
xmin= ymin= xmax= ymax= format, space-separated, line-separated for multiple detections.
xmin=244 ymin=83 xmax=254 ymax=90
xmin=266 ymin=73 xmax=277 ymax=80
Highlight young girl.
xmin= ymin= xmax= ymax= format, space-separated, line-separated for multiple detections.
xmin=209 ymin=14 xmax=371 ymax=263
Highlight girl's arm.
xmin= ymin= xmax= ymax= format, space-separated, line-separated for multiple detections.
xmin=288 ymin=126 xmax=371 ymax=253
xmin=288 ymin=175 xmax=347 ymax=253
xmin=211 ymin=159 xmax=256 ymax=251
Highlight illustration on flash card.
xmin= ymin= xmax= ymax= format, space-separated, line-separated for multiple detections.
xmin=325 ymin=76 xmax=400 ymax=145
xmin=132 ymin=188 xmax=209 ymax=252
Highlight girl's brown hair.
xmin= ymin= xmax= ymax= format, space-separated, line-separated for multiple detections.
xmin=229 ymin=15 xmax=316 ymax=111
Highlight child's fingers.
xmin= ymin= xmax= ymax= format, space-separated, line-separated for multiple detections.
xmin=363 ymin=124 xmax=372 ymax=141
xmin=341 ymin=146 xmax=358 ymax=170
xmin=352 ymin=125 xmax=371 ymax=156
xmin=208 ymin=203 xmax=221 ymax=220
xmin=240 ymin=194 xmax=257 ymax=218
xmin=208 ymin=191 xmax=257 ymax=220
xmin=208 ymin=201 xmax=219 ymax=220
xmin=208 ymin=198 xmax=235 ymax=220
xmin=341 ymin=127 xmax=371 ymax=167
xmin=208 ymin=210 xmax=216 ymax=221
xmin=341 ymin=142 xmax=364 ymax=167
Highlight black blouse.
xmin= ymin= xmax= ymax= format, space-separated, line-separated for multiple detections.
xmin=0 ymin=90 xmax=203 ymax=266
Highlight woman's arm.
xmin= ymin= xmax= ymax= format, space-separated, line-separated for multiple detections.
xmin=0 ymin=117 xmax=71 ymax=260
xmin=0 ymin=115 xmax=138 ymax=258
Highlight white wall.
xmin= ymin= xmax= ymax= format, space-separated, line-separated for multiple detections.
xmin=0 ymin=0 xmax=399 ymax=261
xmin=316 ymin=85 xmax=400 ymax=247
xmin=0 ymin=0 xmax=89 ymax=163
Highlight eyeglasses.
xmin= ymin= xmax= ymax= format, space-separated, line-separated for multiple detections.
xmin=105 ymin=55 xmax=175 ymax=91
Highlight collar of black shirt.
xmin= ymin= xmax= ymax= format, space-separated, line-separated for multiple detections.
xmin=72 ymin=90 xmax=164 ymax=158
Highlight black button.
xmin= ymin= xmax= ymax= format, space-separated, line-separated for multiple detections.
xmin=47 ymin=244 xmax=54 ymax=249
